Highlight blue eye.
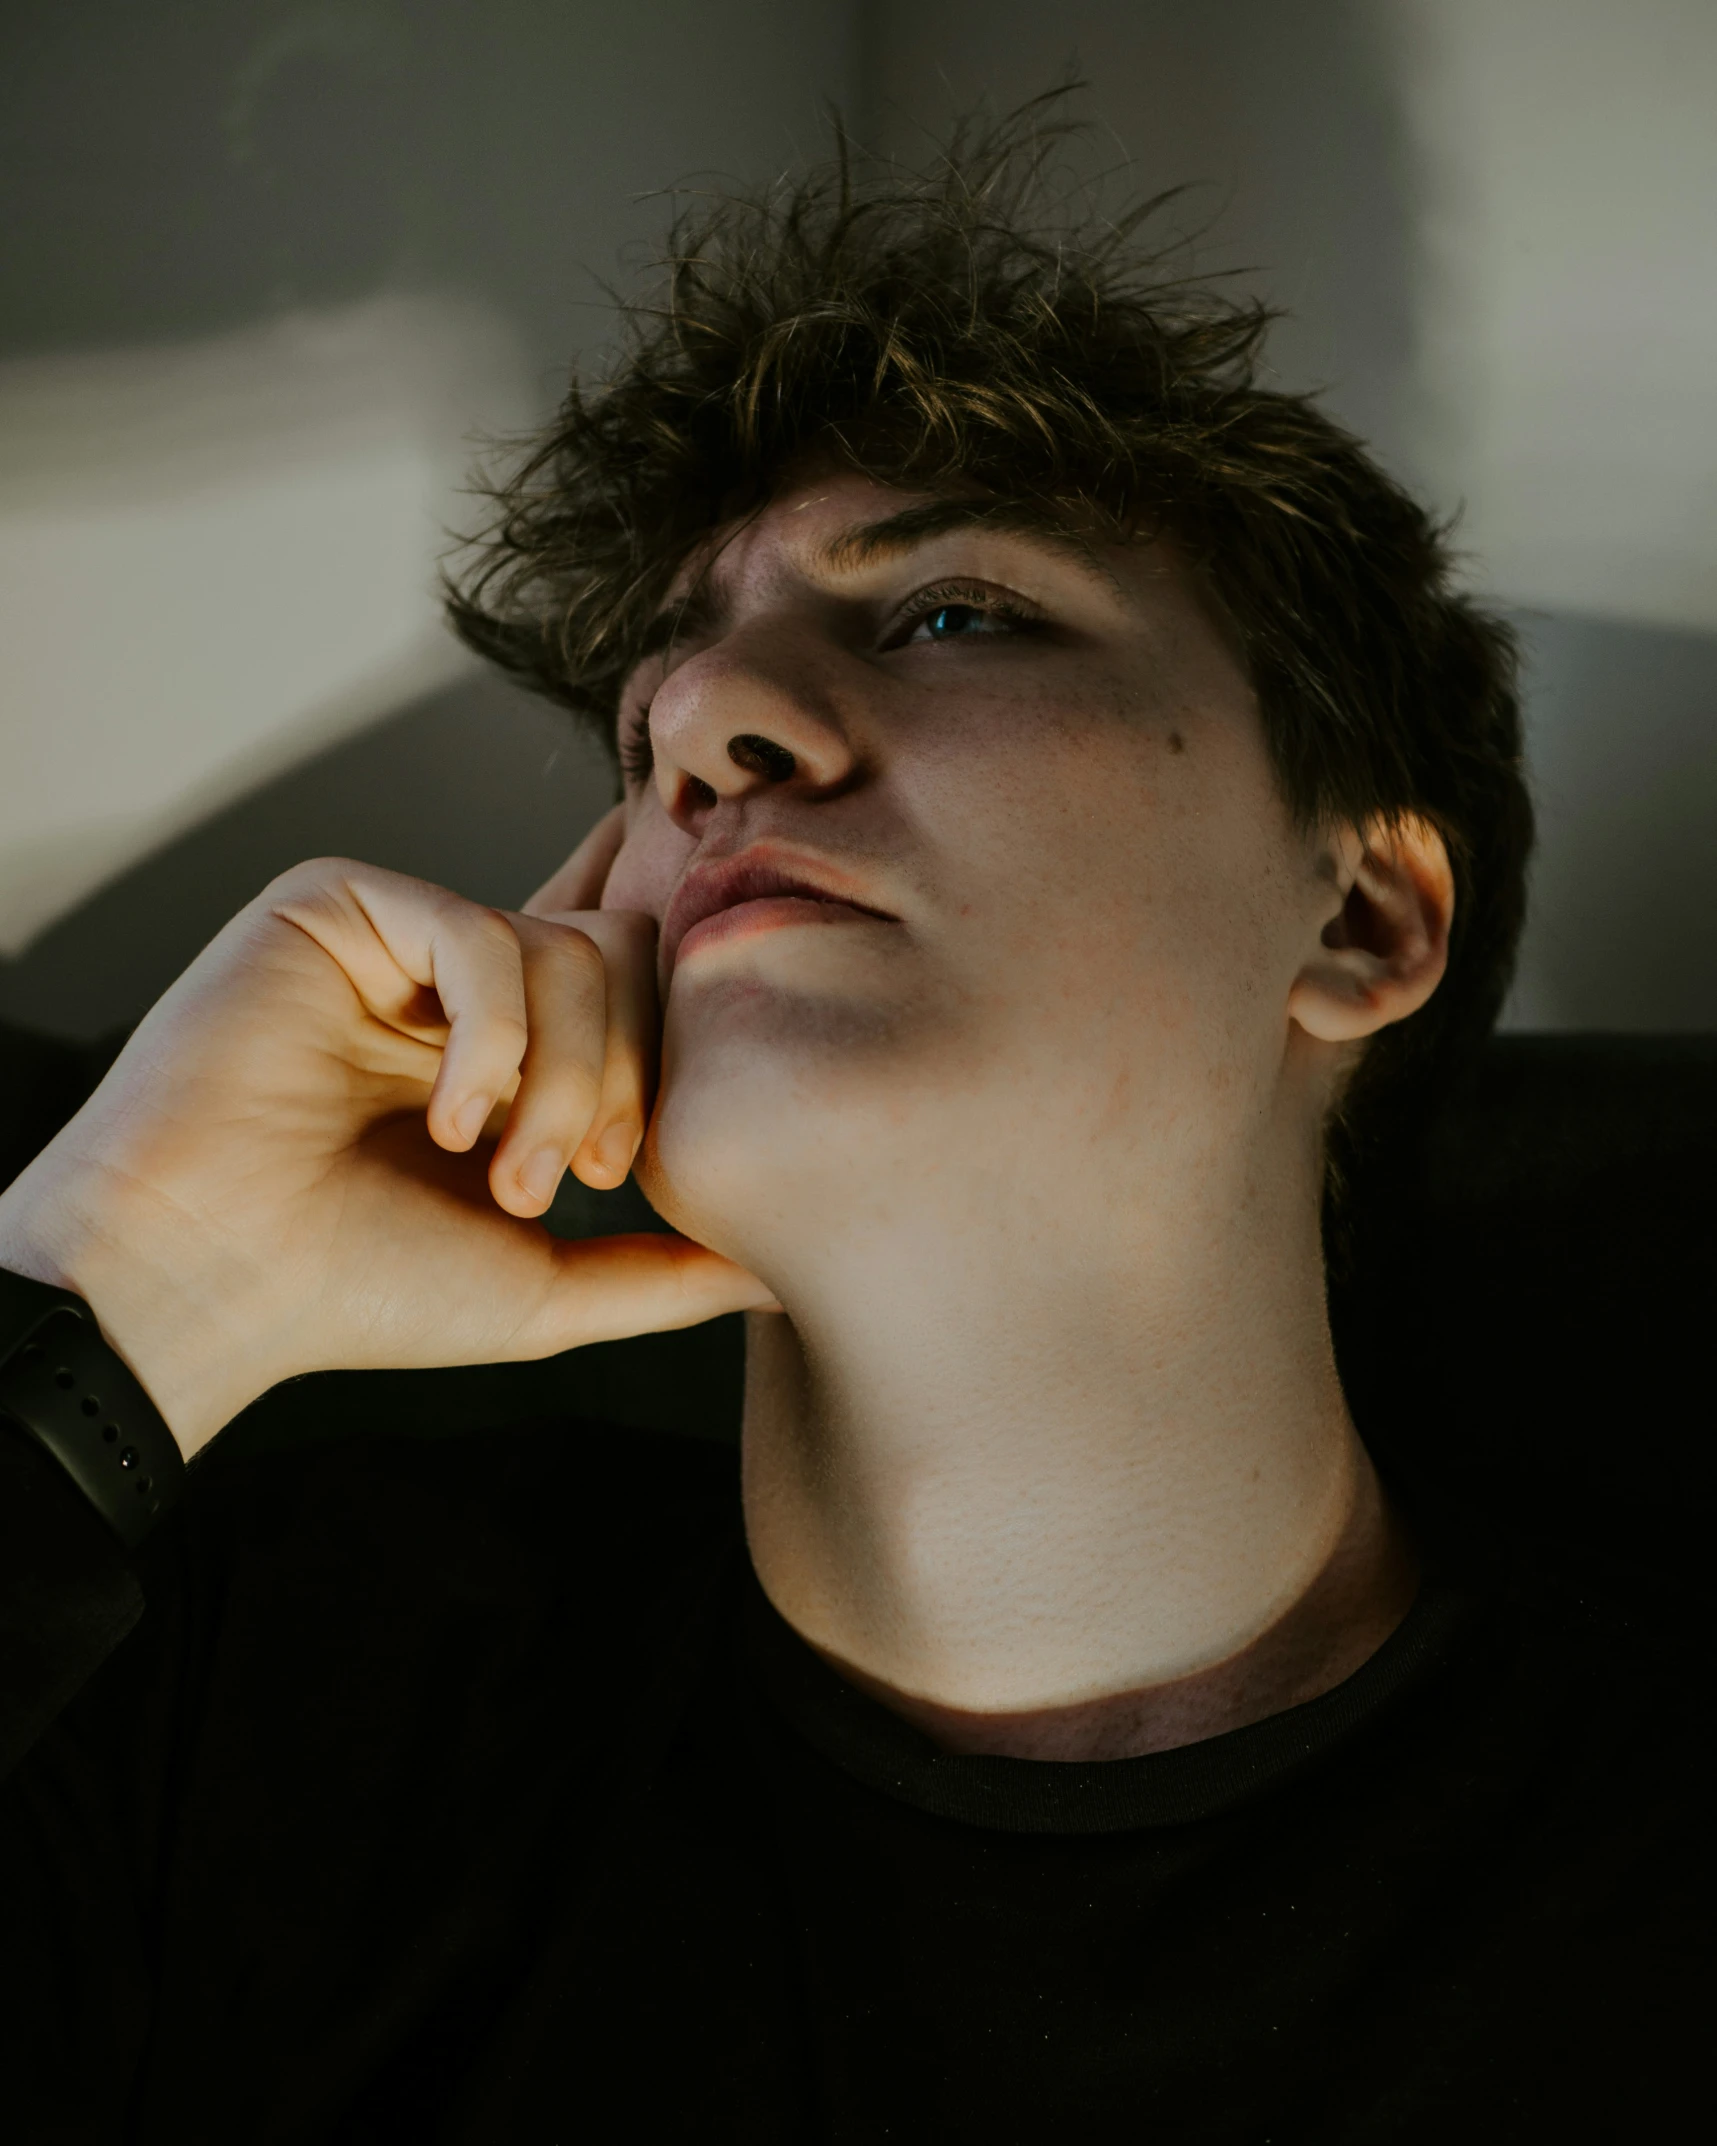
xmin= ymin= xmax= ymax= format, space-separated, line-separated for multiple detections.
xmin=895 ymin=587 xmax=1039 ymax=648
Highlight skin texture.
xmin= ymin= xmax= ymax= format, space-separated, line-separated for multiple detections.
xmin=0 ymin=469 xmax=1454 ymax=1759
xmin=0 ymin=857 xmax=772 ymax=1452
xmin=597 ymin=473 xmax=1452 ymax=1743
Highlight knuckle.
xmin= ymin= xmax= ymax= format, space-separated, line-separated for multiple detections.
xmin=268 ymin=856 xmax=418 ymax=906
xmin=533 ymin=925 xmax=607 ymax=1002
xmin=485 ymin=1010 xmax=531 ymax=1060
xmin=261 ymin=856 xmax=362 ymax=916
xmin=266 ymin=854 xmax=363 ymax=891
xmin=459 ymin=903 xmax=524 ymax=959
xmin=552 ymin=924 xmax=606 ymax=977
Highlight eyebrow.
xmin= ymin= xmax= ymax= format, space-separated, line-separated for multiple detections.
xmin=630 ymin=495 xmax=1121 ymax=667
xmin=820 ymin=497 xmax=1122 ymax=594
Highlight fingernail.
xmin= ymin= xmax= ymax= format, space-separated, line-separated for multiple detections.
xmin=452 ymin=1094 xmax=492 ymax=1146
xmin=593 ymin=1120 xmax=638 ymax=1179
xmin=519 ymin=1146 xmax=565 ymax=1205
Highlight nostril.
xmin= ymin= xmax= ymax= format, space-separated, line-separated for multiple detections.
xmin=684 ymin=774 xmax=719 ymax=810
xmin=727 ymin=733 xmax=797 ymax=783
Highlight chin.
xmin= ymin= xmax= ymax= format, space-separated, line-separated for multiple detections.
xmin=632 ymin=1085 xmax=775 ymax=1266
xmin=635 ymin=982 xmax=946 ymax=1260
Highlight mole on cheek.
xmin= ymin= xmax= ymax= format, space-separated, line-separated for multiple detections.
xmin=1168 ymin=731 xmax=1186 ymax=755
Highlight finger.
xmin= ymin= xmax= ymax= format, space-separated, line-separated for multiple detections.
xmin=509 ymin=1232 xmax=781 ymax=1356
xmin=568 ymin=910 xmax=658 ymax=1191
xmin=415 ymin=904 xmax=532 ymax=1151
xmin=271 ymin=865 xmax=530 ymax=1151
xmin=488 ymin=918 xmax=609 ymax=1216
xmin=523 ymin=804 xmax=626 ymax=918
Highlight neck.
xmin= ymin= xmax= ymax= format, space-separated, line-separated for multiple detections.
xmin=738 ymin=1145 xmax=1415 ymax=1759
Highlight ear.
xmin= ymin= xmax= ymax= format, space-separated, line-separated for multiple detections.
xmin=1287 ymin=813 xmax=1455 ymax=1044
xmin=522 ymin=802 xmax=626 ymax=918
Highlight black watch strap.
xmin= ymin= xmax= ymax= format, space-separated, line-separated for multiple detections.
xmin=0 ymin=1268 xmax=185 ymax=1550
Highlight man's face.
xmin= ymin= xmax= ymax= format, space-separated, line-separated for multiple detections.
xmin=601 ymin=471 xmax=1337 ymax=1272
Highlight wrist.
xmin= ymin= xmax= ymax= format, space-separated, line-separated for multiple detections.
xmin=0 ymin=1155 xmax=262 ymax=1462
xmin=0 ymin=1266 xmax=188 ymax=1546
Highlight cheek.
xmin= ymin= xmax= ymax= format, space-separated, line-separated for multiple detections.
xmin=922 ymin=713 xmax=1300 ymax=1059
xmin=906 ymin=718 xmax=1166 ymax=964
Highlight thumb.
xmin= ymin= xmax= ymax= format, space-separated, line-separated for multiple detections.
xmin=524 ymin=804 xmax=627 ymax=918
xmin=511 ymin=1229 xmax=779 ymax=1357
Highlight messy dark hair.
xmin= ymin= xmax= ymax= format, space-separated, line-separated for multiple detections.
xmin=446 ymin=100 xmax=1533 ymax=1196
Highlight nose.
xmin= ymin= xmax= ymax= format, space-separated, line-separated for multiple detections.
xmin=647 ymin=628 xmax=860 ymax=832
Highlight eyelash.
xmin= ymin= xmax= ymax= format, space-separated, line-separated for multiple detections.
xmin=616 ymin=579 xmax=1043 ymax=784
xmin=887 ymin=579 xmax=1043 ymax=646
xmin=618 ymin=711 xmax=654 ymax=786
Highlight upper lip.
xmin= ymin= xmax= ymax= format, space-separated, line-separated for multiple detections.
xmin=660 ymin=845 xmax=899 ymax=972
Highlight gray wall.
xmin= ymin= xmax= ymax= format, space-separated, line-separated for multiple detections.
xmin=2 ymin=0 xmax=860 ymax=367
xmin=862 ymin=0 xmax=1717 ymax=1035
xmin=0 ymin=0 xmax=863 ymax=1038
xmin=4 ymin=0 xmax=1714 ymax=1039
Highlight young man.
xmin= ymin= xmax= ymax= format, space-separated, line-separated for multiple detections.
xmin=0 ymin=123 xmax=1707 ymax=2139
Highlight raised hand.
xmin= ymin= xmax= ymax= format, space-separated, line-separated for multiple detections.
xmin=0 ymin=810 xmax=774 ymax=1460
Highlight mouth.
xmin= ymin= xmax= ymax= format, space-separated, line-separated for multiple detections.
xmin=661 ymin=848 xmax=899 ymax=973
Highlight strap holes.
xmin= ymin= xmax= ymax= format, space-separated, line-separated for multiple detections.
xmin=102 ymin=1424 xmax=119 ymax=1443
xmin=54 ymin=1368 xmax=75 ymax=1389
xmin=80 ymin=1395 xmax=100 ymax=1416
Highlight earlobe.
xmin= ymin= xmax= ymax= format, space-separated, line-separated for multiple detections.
xmin=1287 ymin=814 xmax=1455 ymax=1045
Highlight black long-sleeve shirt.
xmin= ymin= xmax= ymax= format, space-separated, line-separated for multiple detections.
xmin=1 ymin=1407 xmax=1711 ymax=2143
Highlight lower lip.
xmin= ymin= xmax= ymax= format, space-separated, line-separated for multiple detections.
xmin=674 ymin=894 xmax=888 ymax=968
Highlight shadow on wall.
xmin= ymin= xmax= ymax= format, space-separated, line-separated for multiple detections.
xmin=3 ymin=4 xmax=819 ymax=1048
xmin=1503 ymin=611 xmax=1717 ymax=1031
xmin=0 ymin=672 xmax=615 ymax=1044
